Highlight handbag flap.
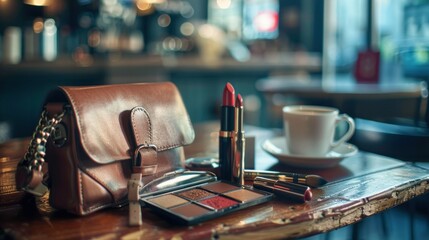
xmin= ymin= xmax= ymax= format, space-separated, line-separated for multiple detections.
xmin=46 ymin=82 xmax=195 ymax=164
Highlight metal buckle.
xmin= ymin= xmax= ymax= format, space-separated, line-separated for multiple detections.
xmin=53 ymin=123 xmax=67 ymax=147
xmin=133 ymin=143 xmax=157 ymax=166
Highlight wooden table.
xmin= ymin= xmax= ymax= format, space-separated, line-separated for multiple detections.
xmin=256 ymin=76 xmax=427 ymax=127
xmin=1 ymin=124 xmax=429 ymax=239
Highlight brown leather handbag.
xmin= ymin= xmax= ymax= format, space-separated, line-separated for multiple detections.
xmin=15 ymin=82 xmax=195 ymax=216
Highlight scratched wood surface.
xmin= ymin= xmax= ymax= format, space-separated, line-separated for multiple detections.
xmin=1 ymin=124 xmax=429 ymax=240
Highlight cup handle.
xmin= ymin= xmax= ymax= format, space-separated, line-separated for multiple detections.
xmin=331 ymin=114 xmax=355 ymax=148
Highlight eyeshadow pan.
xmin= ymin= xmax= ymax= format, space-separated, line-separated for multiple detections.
xmin=148 ymin=194 xmax=188 ymax=208
xmin=223 ymin=189 xmax=264 ymax=202
xmin=170 ymin=203 xmax=211 ymax=218
xmin=199 ymin=196 xmax=238 ymax=210
xmin=176 ymin=188 xmax=214 ymax=200
xmin=201 ymin=182 xmax=240 ymax=193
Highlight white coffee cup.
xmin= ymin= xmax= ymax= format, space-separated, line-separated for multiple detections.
xmin=282 ymin=105 xmax=355 ymax=157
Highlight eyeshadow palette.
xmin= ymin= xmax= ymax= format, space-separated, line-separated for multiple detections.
xmin=141 ymin=181 xmax=273 ymax=225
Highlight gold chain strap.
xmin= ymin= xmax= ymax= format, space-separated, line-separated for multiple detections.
xmin=21 ymin=109 xmax=66 ymax=173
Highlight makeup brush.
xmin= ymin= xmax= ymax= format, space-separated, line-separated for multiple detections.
xmin=244 ymin=169 xmax=327 ymax=188
xmin=253 ymin=177 xmax=313 ymax=203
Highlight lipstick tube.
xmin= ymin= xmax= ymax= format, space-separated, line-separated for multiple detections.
xmin=219 ymin=83 xmax=235 ymax=181
xmin=233 ymin=94 xmax=245 ymax=185
xmin=253 ymin=177 xmax=313 ymax=203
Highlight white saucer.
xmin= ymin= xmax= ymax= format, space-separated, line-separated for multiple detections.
xmin=262 ymin=136 xmax=358 ymax=168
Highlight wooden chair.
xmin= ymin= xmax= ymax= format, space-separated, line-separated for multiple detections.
xmin=350 ymin=118 xmax=429 ymax=163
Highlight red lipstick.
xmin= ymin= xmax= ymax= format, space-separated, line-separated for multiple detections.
xmin=219 ymin=83 xmax=236 ymax=181
xmin=223 ymin=83 xmax=235 ymax=107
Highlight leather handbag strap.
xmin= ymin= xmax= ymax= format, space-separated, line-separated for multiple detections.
xmin=128 ymin=173 xmax=142 ymax=226
xmin=128 ymin=106 xmax=157 ymax=226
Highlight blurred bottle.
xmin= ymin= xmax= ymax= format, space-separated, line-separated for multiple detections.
xmin=43 ymin=18 xmax=57 ymax=61
xmin=3 ymin=27 xmax=22 ymax=64
xmin=24 ymin=18 xmax=43 ymax=61
xmin=0 ymin=35 xmax=2 ymax=61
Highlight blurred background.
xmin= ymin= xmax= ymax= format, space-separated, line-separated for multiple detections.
xmin=0 ymin=0 xmax=428 ymax=142
xmin=1 ymin=1 xmax=429 ymax=239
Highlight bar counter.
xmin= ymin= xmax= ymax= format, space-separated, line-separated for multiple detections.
xmin=0 ymin=52 xmax=321 ymax=79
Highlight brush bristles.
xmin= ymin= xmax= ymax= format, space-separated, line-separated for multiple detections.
xmin=305 ymin=175 xmax=328 ymax=188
